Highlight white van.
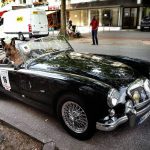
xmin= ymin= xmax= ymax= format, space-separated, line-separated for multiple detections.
xmin=1 ymin=8 xmax=49 ymax=40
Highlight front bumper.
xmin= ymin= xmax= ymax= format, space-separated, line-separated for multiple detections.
xmin=96 ymin=99 xmax=150 ymax=131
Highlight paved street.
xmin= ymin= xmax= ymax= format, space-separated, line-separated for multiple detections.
xmin=0 ymin=31 xmax=150 ymax=150
xmin=0 ymin=93 xmax=150 ymax=150
xmin=69 ymin=31 xmax=150 ymax=61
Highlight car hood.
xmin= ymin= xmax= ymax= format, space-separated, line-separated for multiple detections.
xmin=32 ymin=51 xmax=140 ymax=88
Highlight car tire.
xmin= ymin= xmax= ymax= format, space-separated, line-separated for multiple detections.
xmin=57 ymin=94 xmax=95 ymax=140
xmin=19 ymin=33 xmax=25 ymax=41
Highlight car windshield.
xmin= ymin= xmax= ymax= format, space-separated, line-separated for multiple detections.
xmin=18 ymin=36 xmax=74 ymax=62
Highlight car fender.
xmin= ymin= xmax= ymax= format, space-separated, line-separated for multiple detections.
xmin=94 ymin=54 xmax=150 ymax=79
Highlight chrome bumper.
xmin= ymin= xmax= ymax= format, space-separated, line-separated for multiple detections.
xmin=96 ymin=115 xmax=128 ymax=131
xmin=96 ymin=99 xmax=150 ymax=131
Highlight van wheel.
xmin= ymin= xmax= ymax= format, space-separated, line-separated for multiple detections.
xmin=19 ymin=33 xmax=25 ymax=41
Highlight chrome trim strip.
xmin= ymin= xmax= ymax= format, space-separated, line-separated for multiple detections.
xmin=137 ymin=103 xmax=150 ymax=116
xmin=135 ymin=98 xmax=150 ymax=109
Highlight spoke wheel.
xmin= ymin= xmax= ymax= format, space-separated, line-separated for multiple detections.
xmin=62 ymin=101 xmax=88 ymax=134
xmin=57 ymin=94 xmax=95 ymax=140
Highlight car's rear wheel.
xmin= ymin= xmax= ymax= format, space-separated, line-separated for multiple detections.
xmin=57 ymin=94 xmax=95 ymax=140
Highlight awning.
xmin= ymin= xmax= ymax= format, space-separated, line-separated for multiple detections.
xmin=46 ymin=10 xmax=56 ymax=15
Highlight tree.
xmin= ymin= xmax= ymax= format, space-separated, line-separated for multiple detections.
xmin=60 ymin=0 xmax=67 ymax=37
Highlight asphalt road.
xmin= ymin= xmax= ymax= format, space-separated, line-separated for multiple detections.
xmin=0 ymin=93 xmax=150 ymax=150
xmin=0 ymin=31 xmax=150 ymax=150
xmin=70 ymin=31 xmax=150 ymax=61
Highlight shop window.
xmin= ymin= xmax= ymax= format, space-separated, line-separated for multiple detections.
xmin=102 ymin=9 xmax=112 ymax=26
xmin=69 ymin=10 xmax=88 ymax=26
xmin=101 ymin=8 xmax=119 ymax=27
xmin=142 ymin=7 xmax=150 ymax=17
xmin=47 ymin=11 xmax=60 ymax=29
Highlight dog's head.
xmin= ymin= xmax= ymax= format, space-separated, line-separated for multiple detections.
xmin=1 ymin=38 xmax=17 ymax=57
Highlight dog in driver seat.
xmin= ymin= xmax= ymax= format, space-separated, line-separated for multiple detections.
xmin=1 ymin=38 xmax=23 ymax=65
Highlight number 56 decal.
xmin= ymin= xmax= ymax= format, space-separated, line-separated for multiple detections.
xmin=0 ymin=70 xmax=11 ymax=91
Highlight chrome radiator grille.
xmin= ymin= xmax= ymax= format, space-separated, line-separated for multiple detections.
xmin=127 ymin=79 xmax=150 ymax=108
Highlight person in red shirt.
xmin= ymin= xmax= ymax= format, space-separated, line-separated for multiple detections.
xmin=90 ymin=16 xmax=99 ymax=45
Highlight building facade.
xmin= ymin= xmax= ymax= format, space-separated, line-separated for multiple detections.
xmin=66 ymin=0 xmax=150 ymax=32
xmin=1 ymin=0 xmax=150 ymax=32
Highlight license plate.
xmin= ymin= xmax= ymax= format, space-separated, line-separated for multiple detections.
xmin=138 ymin=111 xmax=150 ymax=125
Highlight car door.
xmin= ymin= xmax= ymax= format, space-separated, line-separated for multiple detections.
xmin=17 ymin=69 xmax=52 ymax=105
xmin=0 ymin=66 xmax=21 ymax=95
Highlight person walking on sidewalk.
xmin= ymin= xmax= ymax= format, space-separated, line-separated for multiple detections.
xmin=90 ymin=16 xmax=99 ymax=45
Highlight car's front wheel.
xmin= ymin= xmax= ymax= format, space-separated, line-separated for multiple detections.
xmin=57 ymin=94 xmax=95 ymax=140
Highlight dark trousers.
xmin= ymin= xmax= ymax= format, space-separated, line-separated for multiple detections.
xmin=92 ymin=29 xmax=98 ymax=45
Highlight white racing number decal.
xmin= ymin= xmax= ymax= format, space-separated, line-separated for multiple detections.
xmin=0 ymin=70 xmax=11 ymax=91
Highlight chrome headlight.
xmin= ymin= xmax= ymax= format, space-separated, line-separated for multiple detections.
xmin=132 ymin=90 xmax=140 ymax=104
xmin=107 ymin=88 xmax=120 ymax=108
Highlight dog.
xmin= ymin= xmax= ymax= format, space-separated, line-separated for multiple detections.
xmin=1 ymin=38 xmax=23 ymax=65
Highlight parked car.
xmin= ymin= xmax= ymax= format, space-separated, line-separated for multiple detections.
xmin=141 ymin=16 xmax=150 ymax=31
xmin=0 ymin=36 xmax=150 ymax=140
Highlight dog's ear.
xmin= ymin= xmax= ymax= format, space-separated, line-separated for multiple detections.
xmin=10 ymin=38 xmax=15 ymax=47
xmin=1 ymin=38 xmax=5 ymax=47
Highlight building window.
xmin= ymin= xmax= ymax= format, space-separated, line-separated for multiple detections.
xmin=69 ymin=7 xmax=119 ymax=27
xmin=142 ymin=7 xmax=150 ymax=17
xmin=69 ymin=10 xmax=88 ymax=26
xmin=102 ymin=9 xmax=112 ymax=26
xmin=101 ymin=8 xmax=119 ymax=27
xmin=19 ymin=0 xmax=26 ymax=4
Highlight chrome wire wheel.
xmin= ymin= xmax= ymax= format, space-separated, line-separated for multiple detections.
xmin=62 ymin=101 xmax=88 ymax=134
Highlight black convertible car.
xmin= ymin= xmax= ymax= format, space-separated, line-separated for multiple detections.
xmin=0 ymin=36 xmax=150 ymax=140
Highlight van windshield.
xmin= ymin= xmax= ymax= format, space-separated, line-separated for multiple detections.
xmin=18 ymin=36 xmax=74 ymax=62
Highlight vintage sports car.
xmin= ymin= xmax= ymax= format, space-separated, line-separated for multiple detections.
xmin=0 ymin=36 xmax=150 ymax=140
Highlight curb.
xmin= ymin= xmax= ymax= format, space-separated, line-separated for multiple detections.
xmin=43 ymin=141 xmax=57 ymax=150
xmin=0 ymin=112 xmax=57 ymax=150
